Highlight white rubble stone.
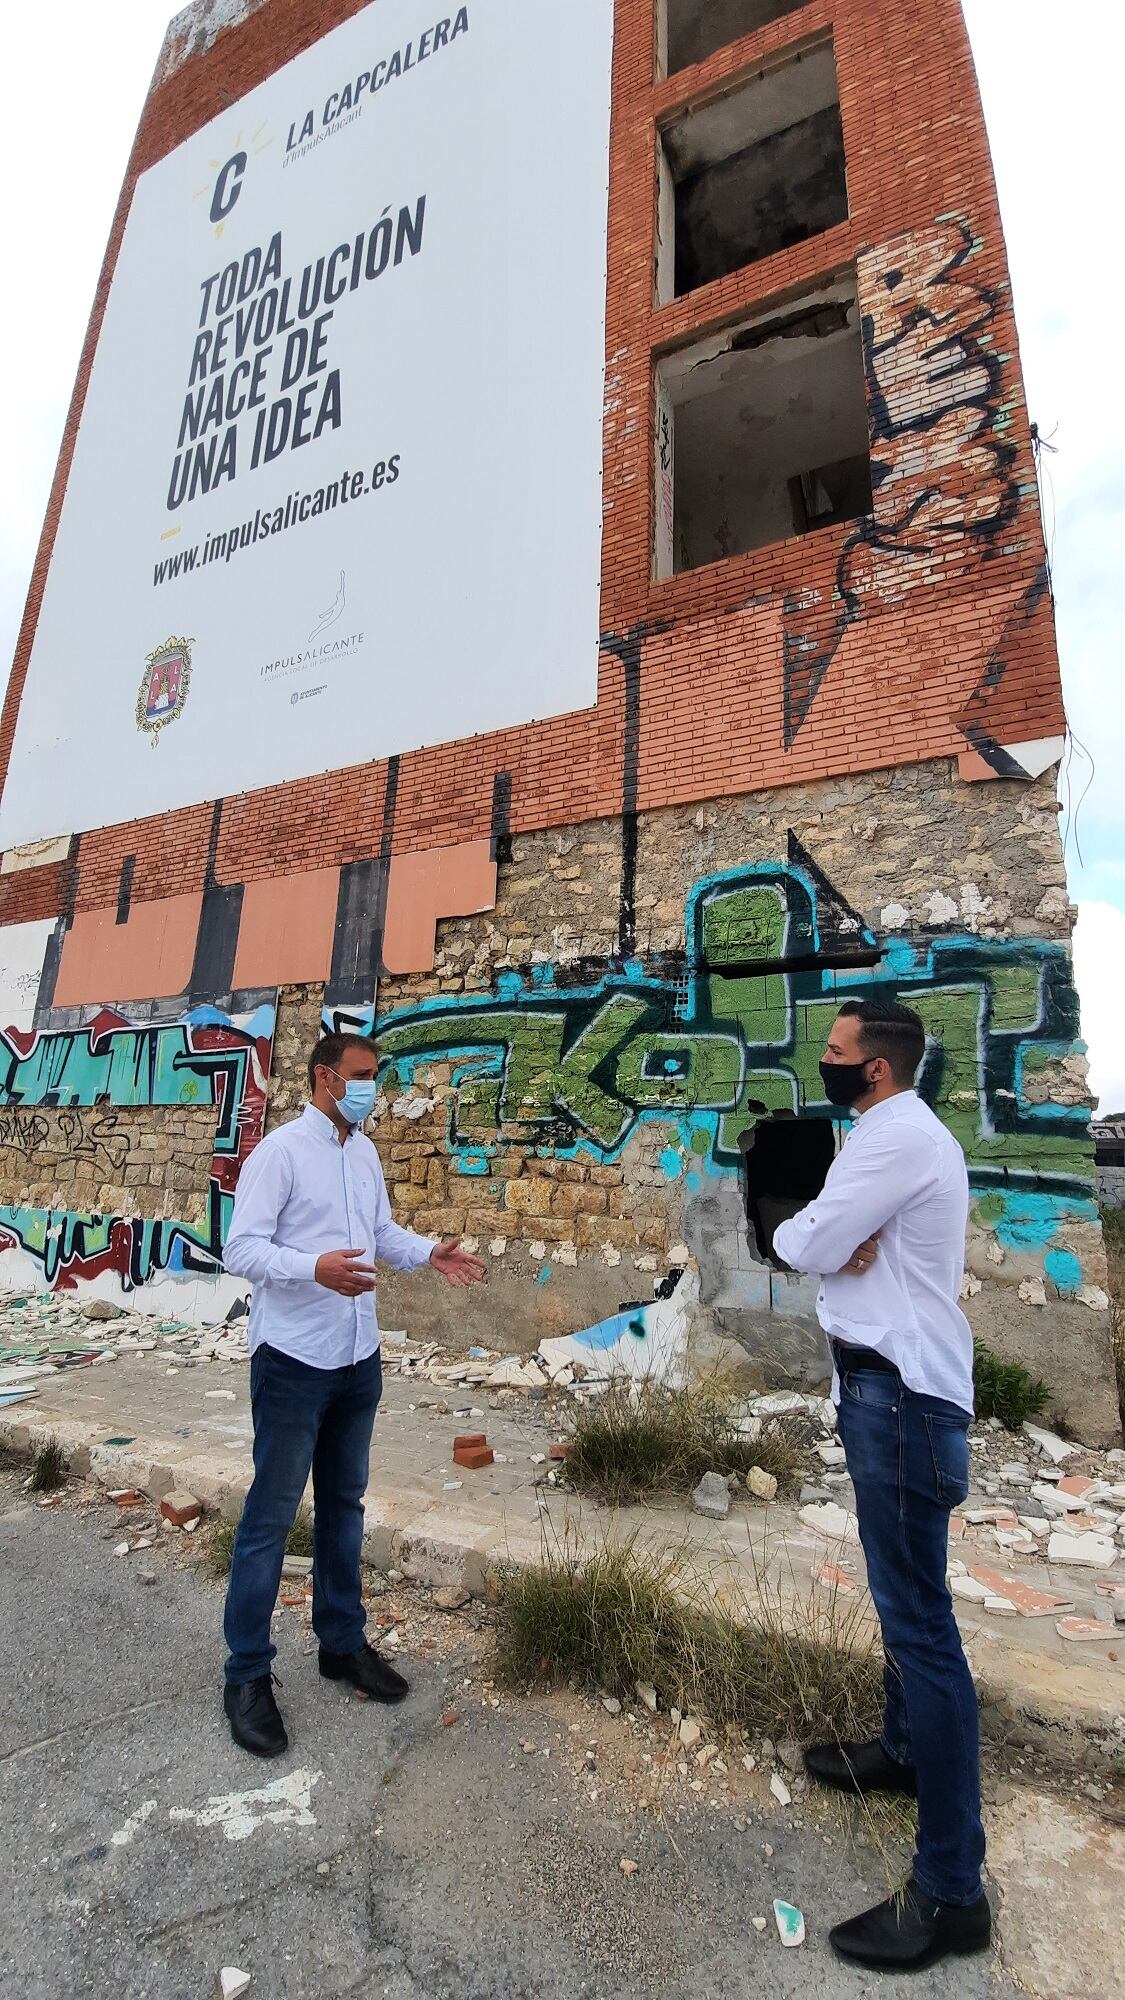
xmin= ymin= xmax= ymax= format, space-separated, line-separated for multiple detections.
xmin=798 ymin=1502 xmax=860 ymax=1543
xmin=750 ymin=1392 xmax=808 ymax=1419
xmin=1047 ymin=1531 xmax=1117 ymax=1568
xmin=1024 ymin=1425 xmax=1079 ymax=1466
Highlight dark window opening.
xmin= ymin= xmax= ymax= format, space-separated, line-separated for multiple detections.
xmin=739 ymin=1112 xmax=834 ymax=1267
xmin=660 ymin=0 xmax=806 ymax=77
xmin=654 ymin=277 xmax=873 ymax=576
xmin=657 ymin=45 xmax=847 ymax=301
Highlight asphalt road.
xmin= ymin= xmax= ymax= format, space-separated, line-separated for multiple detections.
xmin=0 ymin=1463 xmax=1027 ymax=2000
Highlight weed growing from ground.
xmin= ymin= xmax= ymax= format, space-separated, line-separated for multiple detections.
xmin=972 ymin=1342 xmax=1050 ymax=1430
xmin=496 ymin=1533 xmax=881 ymax=1745
xmin=29 ymin=1437 xmax=67 ymax=1493
xmin=563 ymin=1383 xmax=799 ymax=1506
xmin=205 ymin=1500 xmax=314 ymax=1577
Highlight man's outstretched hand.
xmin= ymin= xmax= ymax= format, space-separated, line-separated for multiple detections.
xmin=430 ymin=1239 xmax=488 ymax=1288
xmin=315 ymin=1248 xmax=378 ymax=1296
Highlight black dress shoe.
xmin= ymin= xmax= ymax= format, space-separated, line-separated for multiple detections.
xmin=830 ymin=1878 xmax=991 ymax=1971
xmin=224 ymin=1674 xmax=288 ymax=1758
xmin=805 ymin=1738 xmax=918 ymax=1798
xmin=319 ymin=1642 xmax=410 ymax=1702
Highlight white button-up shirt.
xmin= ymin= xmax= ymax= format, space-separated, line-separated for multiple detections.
xmin=223 ymin=1103 xmax=437 ymax=1369
xmin=771 ymin=1091 xmax=973 ymax=1412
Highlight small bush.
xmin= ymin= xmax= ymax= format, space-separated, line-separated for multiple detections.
xmin=564 ymin=1383 xmax=799 ymax=1506
xmin=29 ymin=1437 xmax=67 ymax=1493
xmin=496 ymin=1535 xmax=881 ymax=1745
xmin=205 ymin=1500 xmax=314 ymax=1578
xmin=973 ymin=1341 xmax=1050 ymax=1430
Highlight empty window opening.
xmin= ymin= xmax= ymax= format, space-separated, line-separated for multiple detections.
xmin=653 ymin=276 xmax=873 ymax=576
xmin=656 ymin=44 xmax=847 ymax=300
xmin=739 ymin=1112 xmax=835 ymax=1267
xmin=658 ymin=0 xmax=806 ymax=78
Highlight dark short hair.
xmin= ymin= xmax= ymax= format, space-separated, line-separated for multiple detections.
xmin=307 ymin=1031 xmax=376 ymax=1093
xmin=836 ymin=998 xmax=925 ymax=1085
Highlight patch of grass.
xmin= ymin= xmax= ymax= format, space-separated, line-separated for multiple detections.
xmin=204 ymin=1500 xmax=314 ymax=1578
xmin=29 ymin=1437 xmax=67 ymax=1493
xmin=973 ymin=1341 xmax=1050 ymax=1430
xmin=496 ymin=1534 xmax=881 ymax=1746
xmin=563 ymin=1382 xmax=799 ymax=1506
xmin=286 ymin=1502 xmax=314 ymax=1558
xmin=206 ymin=1514 xmax=238 ymax=1577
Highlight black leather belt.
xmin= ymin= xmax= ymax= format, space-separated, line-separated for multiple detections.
xmin=833 ymin=1340 xmax=900 ymax=1377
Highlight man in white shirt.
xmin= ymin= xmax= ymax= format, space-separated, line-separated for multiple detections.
xmin=221 ymin=1031 xmax=485 ymax=1757
xmin=772 ymin=998 xmax=990 ymax=1973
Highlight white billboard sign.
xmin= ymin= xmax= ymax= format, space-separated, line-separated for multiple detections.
xmin=0 ymin=0 xmax=613 ymax=847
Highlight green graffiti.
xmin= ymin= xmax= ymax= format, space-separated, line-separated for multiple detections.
xmin=376 ymin=867 xmax=1093 ymax=1190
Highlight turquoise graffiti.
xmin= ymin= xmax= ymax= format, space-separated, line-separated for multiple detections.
xmin=0 ymin=1004 xmax=274 ymax=1290
xmin=375 ymin=863 xmax=1094 ymax=1198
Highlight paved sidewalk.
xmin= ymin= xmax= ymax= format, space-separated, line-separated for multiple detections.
xmin=2 ymin=1297 xmax=1123 ymax=1776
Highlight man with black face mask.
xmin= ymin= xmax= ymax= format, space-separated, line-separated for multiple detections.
xmin=220 ymin=1031 xmax=486 ymax=1757
xmin=773 ymin=998 xmax=989 ymax=1974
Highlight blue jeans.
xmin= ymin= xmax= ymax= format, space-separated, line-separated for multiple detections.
xmin=836 ymin=1363 xmax=985 ymax=1907
xmin=224 ymin=1343 xmax=382 ymax=1685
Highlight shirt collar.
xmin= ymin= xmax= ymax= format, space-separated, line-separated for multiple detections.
xmin=853 ymin=1089 xmax=916 ymax=1130
xmin=301 ymin=1101 xmax=351 ymax=1145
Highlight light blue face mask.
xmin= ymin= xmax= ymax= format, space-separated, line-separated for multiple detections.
xmin=327 ymin=1070 xmax=378 ymax=1125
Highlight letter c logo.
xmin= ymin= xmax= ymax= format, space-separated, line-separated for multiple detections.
xmin=210 ymin=152 xmax=247 ymax=224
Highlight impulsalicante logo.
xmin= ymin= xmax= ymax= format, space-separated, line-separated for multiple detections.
xmin=136 ymin=637 xmax=193 ymax=742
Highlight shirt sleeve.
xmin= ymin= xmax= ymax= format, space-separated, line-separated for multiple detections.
xmin=367 ymin=1144 xmax=438 ymax=1273
xmin=222 ymin=1137 xmax=321 ymax=1287
xmin=772 ymin=1116 xmax=937 ymax=1276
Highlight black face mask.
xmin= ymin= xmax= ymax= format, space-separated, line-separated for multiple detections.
xmin=819 ymin=1057 xmax=875 ymax=1109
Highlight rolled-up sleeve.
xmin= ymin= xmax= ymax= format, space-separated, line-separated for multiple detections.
xmin=369 ymin=1149 xmax=437 ymax=1273
xmin=223 ymin=1140 xmax=321 ymax=1287
xmin=773 ymin=1121 xmax=936 ymax=1276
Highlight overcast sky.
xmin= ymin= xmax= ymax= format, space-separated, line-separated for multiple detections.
xmin=1 ymin=1 xmax=1121 ymax=1107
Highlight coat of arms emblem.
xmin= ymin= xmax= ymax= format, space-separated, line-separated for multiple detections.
xmin=136 ymin=637 xmax=193 ymax=742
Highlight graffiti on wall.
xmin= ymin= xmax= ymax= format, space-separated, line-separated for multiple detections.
xmin=374 ymin=859 xmax=1094 ymax=1225
xmin=784 ymin=215 xmax=1029 ymax=749
xmin=0 ymin=1003 xmax=274 ymax=1292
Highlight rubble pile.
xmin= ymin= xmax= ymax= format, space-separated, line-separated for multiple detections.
xmin=0 ymin=1288 xmax=249 ymax=1404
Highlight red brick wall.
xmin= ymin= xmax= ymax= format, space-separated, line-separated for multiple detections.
xmin=0 ymin=0 xmax=1062 ymax=929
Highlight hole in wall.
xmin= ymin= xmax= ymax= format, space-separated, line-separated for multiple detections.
xmin=659 ymin=0 xmax=807 ymax=77
xmin=654 ymin=274 xmax=873 ymax=576
xmin=739 ymin=1111 xmax=835 ymax=1267
xmin=656 ymin=43 xmax=847 ymax=301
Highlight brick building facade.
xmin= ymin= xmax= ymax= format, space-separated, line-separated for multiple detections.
xmin=0 ymin=0 xmax=1117 ymax=1439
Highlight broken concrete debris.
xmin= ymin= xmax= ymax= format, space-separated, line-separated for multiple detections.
xmin=692 ymin=1471 xmax=731 ymax=1520
xmin=746 ymin=1465 xmax=778 ymax=1502
xmin=798 ymin=1501 xmax=860 ymax=1542
xmin=215 ymin=1971 xmax=251 ymax=2000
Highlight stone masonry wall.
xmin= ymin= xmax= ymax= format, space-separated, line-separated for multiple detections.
xmin=0 ymin=1103 xmax=215 ymax=1229
xmin=266 ymin=756 xmax=1118 ymax=1442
